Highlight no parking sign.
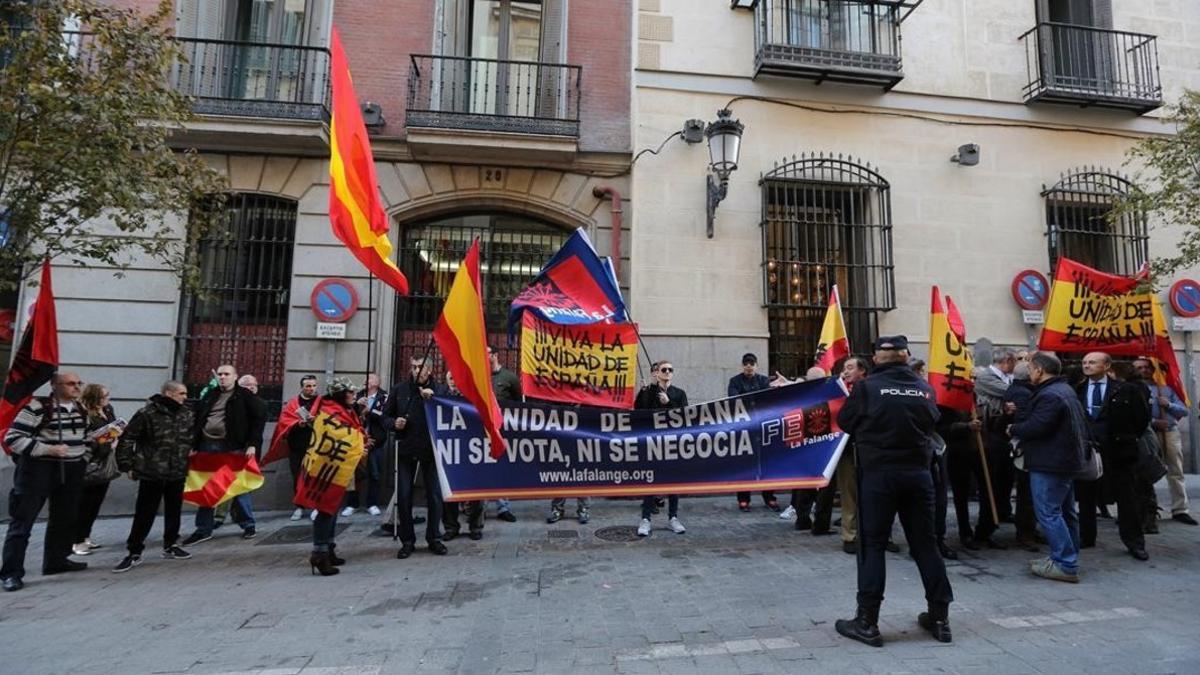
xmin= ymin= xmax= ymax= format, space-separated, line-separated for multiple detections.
xmin=1011 ymin=269 xmax=1049 ymax=324
xmin=309 ymin=278 xmax=359 ymax=323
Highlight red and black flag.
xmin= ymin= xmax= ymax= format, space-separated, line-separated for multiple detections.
xmin=0 ymin=259 xmax=59 ymax=454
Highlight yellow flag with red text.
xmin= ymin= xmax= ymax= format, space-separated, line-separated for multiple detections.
xmin=928 ymin=286 xmax=975 ymax=412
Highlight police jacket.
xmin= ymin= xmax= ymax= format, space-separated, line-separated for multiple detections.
xmin=835 ymin=361 xmax=940 ymax=471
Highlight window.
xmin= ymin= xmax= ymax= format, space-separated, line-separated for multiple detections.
xmin=392 ymin=212 xmax=571 ymax=380
xmin=761 ymin=154 xmax=895 ymax=376
xmin=1042 ymin=168 xmax=1147 ymax=276
xmin=174 ymin=193 xmax=296 ymax=411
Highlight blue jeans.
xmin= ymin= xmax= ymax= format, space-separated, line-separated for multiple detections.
xmin=1030 ymin=471 xmax=1080 ymax=573
xmin=195 ymin=493 xmax=255 ymax=535
xmin=641 ymin=495 xmax=678 ymax=520
xmin=494 ymin=499 xmax=512 ymax=514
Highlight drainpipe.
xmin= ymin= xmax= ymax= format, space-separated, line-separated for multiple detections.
xmin=592 ymin=186 xmax=623 ymax=278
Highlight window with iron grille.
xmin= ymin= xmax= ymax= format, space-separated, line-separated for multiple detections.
xmin=174 ymin=193 xmax=296 ymax=412
xmin=1042 ymin=168 xmax=1147 ymax=276
xmin=391 ymin=212 xmax=572 ymax=386
xmin=761 ymin=154 xmax=895 ymax=376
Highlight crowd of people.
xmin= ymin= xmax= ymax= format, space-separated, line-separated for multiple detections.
xmin=1 ymin=338 xmax=1194 ymax=643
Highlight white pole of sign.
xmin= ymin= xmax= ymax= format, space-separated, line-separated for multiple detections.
xmin=324 ymin=340 xmax=336 ymax=384
xmin=1186 ymin=331 xmax=1199 ymax=473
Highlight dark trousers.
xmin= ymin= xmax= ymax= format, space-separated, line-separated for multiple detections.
xmin=796 ymin=481 xmax=836 ymax=531
xmin=1077 ymin=462 xmax=1144 ymax=550
xmin=75 ymin=481 xmax=111 ymax=543
xmin=641 ymin=495 xmax=679 ymax=520
xmin=397 ymin=457 xmax=442 ymax=546
xmin=2 ymin=458 xmax=85 ymax=579
xmin=126 ymin=479 xmax=184 ymax=555
xmin=444 ymin=500 xmax=484 ymax=534
xmin=1014 ymin=470 xmax=1038 ymax=541
xmin=986 ymin=432 xmax=1014 ymax=520
xmin=931 ymin=452 xmax=949 ymax=541
xmin=736 ymin=490 xmax=777 ymax=506
xmin=348 ymin=445 xmax=383 ymax=509
xmin=312 ymin=494 xmax=345 ymax=553
xmin=288 ymin=449 xmax=306 ymax=508
xmin=857 ymin=469 xmax=953 ymax=612
xmin=947 ymin=444 xmax=996 ymax=541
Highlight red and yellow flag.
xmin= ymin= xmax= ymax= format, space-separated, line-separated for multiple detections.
xmin=814 ymin=285 xmax=850 ymax=375
xmin=433 ymin=239 xmax=507 ymax=458
xmin=294 ymin=398 xmax=366 ymax=515
xmin=183 ymin=454 xmax=264 ymax=508
xmin=929 ymin=286 xmax=975 ymax=412
xmin=328 ymin=28 xmax=409 ymax=295
xmin=1150 ymin=291 xmax=1189 ymax=405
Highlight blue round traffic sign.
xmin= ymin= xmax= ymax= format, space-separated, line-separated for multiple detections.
xmin=1169 ymin=279 xmax=1200 ymax=318
xmin=1011 ymin=269 xmax=1050 ymax=311
xmin=309 ymin=278 xmax=359 ymax=323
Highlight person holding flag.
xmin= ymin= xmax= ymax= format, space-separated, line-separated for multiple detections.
xmin=383 ymin=356 xmax=448 ymax=559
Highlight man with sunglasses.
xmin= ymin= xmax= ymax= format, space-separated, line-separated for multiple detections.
xmin=635 ymin=361 xmax=688 ymax=537
xmin=2 ymin=372 xmax=91 ymax=592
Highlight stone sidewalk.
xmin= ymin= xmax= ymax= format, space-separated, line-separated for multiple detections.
xmin=1 ymin=487 xmax=1199 ymax=675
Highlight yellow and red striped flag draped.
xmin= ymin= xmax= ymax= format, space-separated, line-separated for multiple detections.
xmin=183 ymin=454 xmax=264 ymax=508
xmin=1150 ymin=291 xmax=1190 ymax=405
xmin=433 ymin=239 xmax=507 ymax=458
xmin=294 ymin=398 xmax=366 ymax=515
xmin=814 ymin=285 xmax=850 ymax=375
xmin=328 ymin=27 xmax=409 ymax=295
xmin=929 ymin=286 xmax=975 ymax=412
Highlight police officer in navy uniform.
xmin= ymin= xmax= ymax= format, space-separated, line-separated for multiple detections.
xmin=834 ymin=336 xmax=954 ymax=647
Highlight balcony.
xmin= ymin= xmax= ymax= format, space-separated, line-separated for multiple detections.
xmin=753 ymin=0 xmax=912 ymax=90
xmin=405 ymin=54 xmax=582 ymax=163
xmin=1020 ymin=23 xmax=1162 ymax=114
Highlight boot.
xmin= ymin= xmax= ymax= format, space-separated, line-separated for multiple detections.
xmin=835 ymin=606 xmax=882 ymax=647
xmin=917 ymin=603 xmax=952 ymax=643
xmin=328 ymin=543 xmax=346 ymax=566
xmin=309 ymin=551 xmax=340 ymax=577
xmin=937 ymin=538 xmax=958 ymax=561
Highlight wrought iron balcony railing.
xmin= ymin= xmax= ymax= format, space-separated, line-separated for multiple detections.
xmin=754 ymin=0 xmax=904 ymax=89
xmin=406 ymin=54 xmax=581 ymax=137
xmin=1020 ymin=22 xmax=1162 ymax=113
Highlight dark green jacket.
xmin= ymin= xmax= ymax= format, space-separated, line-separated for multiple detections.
xmin=117 ymin=395 xmax=195 ymax=482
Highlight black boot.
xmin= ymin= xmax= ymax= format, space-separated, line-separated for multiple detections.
xmin=918 ymin=603 xmax=952 ymax=643
xmin=328 ymin=543 xmax=346 ymax=566
xmin=309 ymin=551 xmax=340 ymax=576
xmin=835 ymin=606 xmax=882 ymax=647
xmin=937 ymin=538 xmax=958 ymax=561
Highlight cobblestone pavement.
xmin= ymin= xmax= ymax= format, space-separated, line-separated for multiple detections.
xmin=2 ymin=485 xmax=1199 ymax=675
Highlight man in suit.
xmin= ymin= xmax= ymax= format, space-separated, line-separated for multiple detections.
xmin=1075 ymin=352 xmax=1151 ymax=561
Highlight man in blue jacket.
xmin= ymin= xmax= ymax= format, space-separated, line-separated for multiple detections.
xmin=1010 ymin=352 xmax=1086 ymax=583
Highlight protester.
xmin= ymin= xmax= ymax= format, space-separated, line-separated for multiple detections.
xmin=383 ymin=356 xmax=447 ymax=559
xmin=975 ymin=349 xmax=1017 ymax=525
xmin=229 ymin=374 xmax=266 ymax=530
xmin=441 ymin=372 xmax=484 ymax=541
xmin=488 ymin=346 xmax=520 ymax=523
xmin=1133 ymin=357 xmax=1196 ymax=526
xmin=940 ymin=401 xmax=990 ymax=552
xmin=1009 ymin=353 xmax=1086 ymax=582
xmin=1004 ymin=363 xmax=1041 ymax=552
xmin=728 ymin=353 xmax=779 ymax=512
xmin=113 ymin=381 xmax=195 ymax=573
xmin=73 ymin=383 xmax=119 ymax=556
xmin=1075 ymin=352 xmax=1151 ymax=560
xmin=834 ymin=336 xmax=953 ymax=647
xmin=281 ymin=375 xmax=319 ymax=521
xmin=781 ymin=366 xmax=829 ymax=525
xmin=309 ymin=377 xmax=365 ymax=576
xmin=1 ymin=372 xmax=90 ymax=592
xmin=181 ymin=365 xmax=266 ymax=545
xmin=348 ymin=373 xmax=387 ymax=518
xmin=635 ymin=360 xmax=688 ymax=537
xmin=833 ymin=356 xmax=875 ymax=554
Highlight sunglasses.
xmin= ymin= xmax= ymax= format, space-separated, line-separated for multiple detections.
xmin=60 ymin=381 xmax=83 ymax=386
xmin=659 ymin=367 xmax=674 ymax=373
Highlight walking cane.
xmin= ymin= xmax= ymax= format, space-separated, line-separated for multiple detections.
xmin=971 ymin=406 xmax=1000 ymax=526
xmin=389 ymin=429 xmax=399 ymax=542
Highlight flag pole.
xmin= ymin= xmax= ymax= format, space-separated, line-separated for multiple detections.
xmin=971 ymin=406 xmax=1000 ymax=525
xmin=365 ymin=271 xmax=374 ymax=379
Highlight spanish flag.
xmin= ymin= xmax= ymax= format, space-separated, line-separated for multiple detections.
xmin=1038 ymin=257 xmax=1151 ymax=355
xmin=183 ymin=454 xmax=265 ymax=508
xmin=328 ymin=28 xmax=409 ymax=295
xmin=814 ymin=285 xmax=850 ymax=375
xmin=0 ymin=259 xmax=59 ymax=454
xmin=929 ymin=286 xmax=975 ymax=412
xmin=433 ymin=239 xmax=507 ymax=458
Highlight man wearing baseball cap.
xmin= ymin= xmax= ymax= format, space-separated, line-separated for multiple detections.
xmin=727 ymin=352 xmax=779 ymax=512
xmin=834 ymin=336 xmax=953 ymax=647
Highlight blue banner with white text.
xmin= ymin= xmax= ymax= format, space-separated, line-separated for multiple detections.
xmin=427 ymin=377 xmax=849 ymax=500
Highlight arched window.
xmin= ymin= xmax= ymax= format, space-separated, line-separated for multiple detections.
xmin=392 ymin=212 xmax=572 ymax=377
xmin=760 ymin=153 xmax=895 ymax=376
xmin=174 ymin=193 xmax=296 ymax=410
xmin=1042 ymin=168 xmax=1147 ymax=276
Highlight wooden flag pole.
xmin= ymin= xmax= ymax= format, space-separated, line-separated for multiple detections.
xmin=971 ymin=406 xmax=1000 ymax=525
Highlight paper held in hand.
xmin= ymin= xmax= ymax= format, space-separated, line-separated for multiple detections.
xmin=87 ymin=418 xmax=127 ymax=444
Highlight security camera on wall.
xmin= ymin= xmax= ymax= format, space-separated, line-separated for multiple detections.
xmin=950 ymin=144 xmax=980 ymax=166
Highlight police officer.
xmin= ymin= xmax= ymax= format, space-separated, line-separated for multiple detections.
xmin=834 ymin=336 xmax=954 ymax=647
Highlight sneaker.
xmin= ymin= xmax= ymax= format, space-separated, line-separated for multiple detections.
xmin=667 ymin=517 xmax=686 ymax=534
xmin=341 ymin=506 xmax=355 ymax=517
xmin=1029 ymin=557 xmax=1079 ymax=583
xmin=113 ymin=555 xmax=141 ymax=573
xmin=72 ymin=543 xmax=92 ymax=556
xmin=637 ymin=518 xmax=652 ymax=537
xmin=546 ymin=508 xmax=564 ymax=524
xmin=290 ymin=508 xmax=303 ymax=521
xmin=368 ymin=505 xmax=382 ymax=516
xmin=497 ymin=511 xmax=517 ymax=523
xmin=84 ymin=538 xmax=101 ymax=550
xmin=577 ymin=509 xmax=590 ymax=525
xmin=162 ymin=545 xmax=192 ymax=560
xmin=241 ymin=528 xmax=257 ymax=540
xmin=310 ymin=509 xmax=318 ymax=522
xmin=180 ymin=532 xmax=212 ymax=546
xmin=778 ymin=505 xmax=796 ymax=520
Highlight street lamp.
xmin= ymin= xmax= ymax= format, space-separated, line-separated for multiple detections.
xmin=703 ymin=108 xmax=744 ymax=238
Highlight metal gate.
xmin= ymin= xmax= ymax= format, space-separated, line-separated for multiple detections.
xmin=761 ymin=153 xmax=895 ymax=376
xmin=174 ymin=193 xmax=296 ymax=412
xmin=1042 ymin=167 xmax=1147 ymax=276
xmin=391 ymin=213 xmax=572 ymax=385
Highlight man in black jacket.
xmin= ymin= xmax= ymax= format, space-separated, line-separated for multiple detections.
xmin=635 ymin=360 xmax=689 ymax=537
xmin=181 ymin=364 xmax=266 ymax=545
xmin=1075 ymin=352 xmax=1151 ymax=560
xmin=383 ymin=356 xmax=447 ymax=559
xmin=728 ymin=353 xmax=779 ymax=512
xmin=834 ymin=336 xmax=952 ymax=647
xmin=285 ymin=375 xmax=319 ymax=521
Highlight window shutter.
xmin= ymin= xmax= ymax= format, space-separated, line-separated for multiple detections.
xmin=536 ymin=0 xmax=566 ymax=120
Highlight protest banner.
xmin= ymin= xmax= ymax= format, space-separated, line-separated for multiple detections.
xmin=520 ymin=312 xmax=638 ymax=409
xmin=1039 ymin=257 xmax=1155 ymax=354
xmin=427 ymin=377 xmax=849 ymax=500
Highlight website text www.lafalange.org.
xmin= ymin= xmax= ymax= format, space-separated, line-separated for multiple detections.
xmin=537 ymin=467 xmax=655 ymax=485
